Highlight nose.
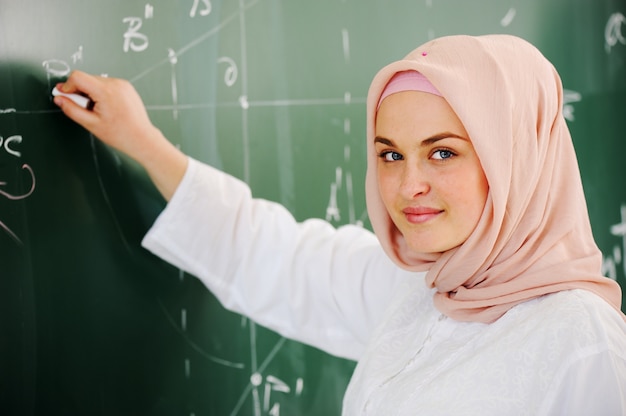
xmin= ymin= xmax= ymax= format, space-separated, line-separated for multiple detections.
xmin=399 ymin=162 xmax=430 ymax=199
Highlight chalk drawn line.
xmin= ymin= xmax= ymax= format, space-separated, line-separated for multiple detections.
xmin=157 ymin=298 xmax=245 ymax=369
xmin=229 ymin=336 xmax=288 ymax=416
xmin=0 ymin=164 xmax=36 ymax=245
xmin=128 ymin=0 xmax=260 ymax=85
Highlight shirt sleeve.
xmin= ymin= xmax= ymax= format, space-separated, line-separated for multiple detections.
xmin=537 ymin=297 xmax=626 ymax=416
xmin=538 ymin=347 xmax=626 ymax=416
xmin=142 ymin=157 xmax=417 ymax=361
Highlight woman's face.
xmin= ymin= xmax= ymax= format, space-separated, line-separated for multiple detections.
xmin=375 ymin=91 xmax=489 ymax=254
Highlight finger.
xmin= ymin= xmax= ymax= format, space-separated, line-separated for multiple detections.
xmin=58 ymin=70 xmax=101 ymax=101
xmin=54 ymin=94 xmax=100 ymax=132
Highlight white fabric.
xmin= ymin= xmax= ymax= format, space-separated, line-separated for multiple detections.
xmin=142 ymin=158 xmax=415 ymax=359
xmin=142 ymin=158 xmax=626 ymax=415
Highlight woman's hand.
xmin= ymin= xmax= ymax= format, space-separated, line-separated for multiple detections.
xmin=54 ymin=70 xmax=188 ymax=201
xmin=54 ymin=70 xmax=158 ymax=163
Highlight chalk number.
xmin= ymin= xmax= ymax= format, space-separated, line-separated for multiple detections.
xmin=190 ymin=0 xmax=212 ymax=17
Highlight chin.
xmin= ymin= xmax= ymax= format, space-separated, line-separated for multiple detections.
xmin=405 ymin=241 xmax=443 ymax=255
xmin=405 ymin=237 xmax=461 ymax=255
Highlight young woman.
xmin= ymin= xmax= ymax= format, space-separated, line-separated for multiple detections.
xmin=55 ymin=34 xmax=626 ymax=415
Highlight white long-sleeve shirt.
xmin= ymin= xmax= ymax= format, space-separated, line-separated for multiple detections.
xmin=143 ymin=158 xmax=626 ymax=415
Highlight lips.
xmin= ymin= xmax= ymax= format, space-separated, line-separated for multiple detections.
xmin=402 ymin=206 xmax=443 ymax=224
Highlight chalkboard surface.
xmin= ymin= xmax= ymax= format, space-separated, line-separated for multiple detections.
xmin=1 ymin=1 xmax=625 ymax=415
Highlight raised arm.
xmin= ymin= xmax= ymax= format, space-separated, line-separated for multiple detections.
xmin=53 ymin=70 xmax=188 ymax=201
xmin=54 ymin=71 xmax=415 ymax=359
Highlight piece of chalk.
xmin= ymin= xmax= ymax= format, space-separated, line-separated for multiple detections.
xmin=52 ymin=86 xmax=93 ymax=110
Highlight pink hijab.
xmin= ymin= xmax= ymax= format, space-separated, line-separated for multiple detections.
xmin=365 ymin=34 xmax=623 ymax=323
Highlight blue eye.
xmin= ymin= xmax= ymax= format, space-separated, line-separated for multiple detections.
xmin=432 ymin=149 xmax=455 ymax=160
xmin=380 ymin=151 xmax=403 ymax=161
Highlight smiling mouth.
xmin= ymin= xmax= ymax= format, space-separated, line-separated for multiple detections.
xmin=402 ymin=207 xmax=443 ymax=224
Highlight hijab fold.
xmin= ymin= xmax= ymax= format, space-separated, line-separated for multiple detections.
xmin=365 ymin=34 xmax=623 ymax=323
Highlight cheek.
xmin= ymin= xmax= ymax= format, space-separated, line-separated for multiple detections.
xmin=376 ymin=165 xmax=397 ymax=209
xmin=437 ymin=164 xmax=487 ymax=211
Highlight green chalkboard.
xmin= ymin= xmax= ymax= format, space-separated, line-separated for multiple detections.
xmin=1 ymin=0 xmax=625 ymax=414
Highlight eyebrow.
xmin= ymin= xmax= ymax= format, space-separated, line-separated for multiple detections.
xmin=374 ymin=132 xmax=469 ymax=147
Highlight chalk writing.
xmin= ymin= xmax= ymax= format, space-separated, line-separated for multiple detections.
xmin=42 ymin=59 xmax=71 ymax=78
xmin=262 ymin=375 xmax=304 ymax=416
xmin=228 ymin=327 xmax=302 ymax=416
xmin=43 ymin=58 xmax=72 ymax=94
xmin=190 ymin=0 xmax=212 ymax=18
xmin=123 ymin=17 xmax=149 ymax=53
xmin=71 ymin=46 xmax=84 ymax=65
xmin=0 ymin=134 xmax=35 ymax=245
xmin=342 ymin=28 xmax=350 ymax=63
xmin=239 ymin=95 xmax=250 ymax=110
xmin=145 ymin=4 xmax=154 ymax=19
xmin=603 ymin=204 xmax=626 ymax=280
xmin=326 ymin=167 xmax=343 ymax=222
xmin=325 ymin=144 xmax=359 ymax=225
xmin=168 ymin=48 xmax=180 ymax=120
xmin=563 ymin=89 xmax=582 ymax=122
xmin=43 ymin=43 xmax=84 ymax=77
xmin=0 ymin=135 xmax=23 ymax=157
xmin=42 ymin=47 xmax=89 ymax=100
xmin=324 ymin=29 xmax=361 ymax=227
xmin=500 ymin=8 xmax=516 ymax=27
xmin=0 ymin=165 xmax=35 ymax=201
xmin=218 ymin=56 xmax=238 ymax=87
xmin=157 ymin=298 xmax=244 ymax=369
xmin=131 ymin=5 xmax=324 ymax=411
xmin=605 ymin=12 xmax=625 ymax=53
xmin=161 ymin=274 xmax=307 ymax=416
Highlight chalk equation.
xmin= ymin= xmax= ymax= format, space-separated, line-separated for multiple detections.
xmin=602 ymin=204 xmax=626 ymax=281
xmin=248 ymin=371 xmax=304 ymax=416
xmin=190 ymin=0 xmax=212 ymax=18
xmin=325 ymin=144 xmax=362 ymax=227
xmin=0 ymin=134 xmax=36 ymax=245
xmin=605 ymin=12 xmax=625 ymax=53
xmin=563 ymin=89 xmax=582 ymax=122
xmin=160 ymin=272 xmax=304 ymax=416
xmin=42 ymin=44 xmax=86 ymax=97
xmin=124 ymin=1 xmax=213 ymax=53
xmin=121 ymin=4 xmax=155 ymax=53
xmin=123 ymin=16 xmax=150 ymax=53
